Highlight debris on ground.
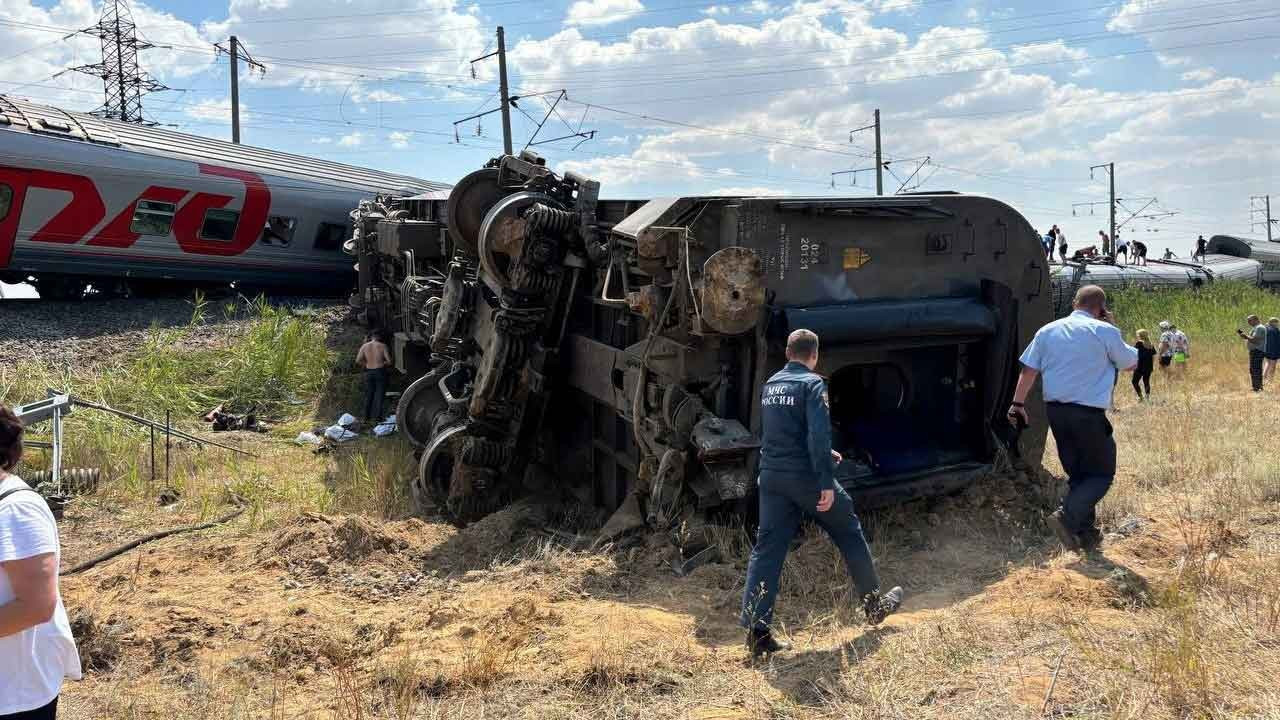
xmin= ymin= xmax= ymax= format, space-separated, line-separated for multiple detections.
xmin=203 ymin=404 xmax=267 ymax=433
xmin=323 ymin=413 xmax=359 ymax=442
xmin=372 ymin=413 xmax=397 ymax=437
xmin=69 ymin=609 xmax=127 ymax=672
xmin=1110 ymin=516 xmax=1146 ymax=538
xmin=294 ymin=431 xmax=322 ymax=445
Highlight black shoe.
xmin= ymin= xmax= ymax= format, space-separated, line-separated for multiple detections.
xmin=863 ymin=586 xmax=903 ymax=625
xmin=1047 ymin=509 xmax=1083 ymax=552
xmin=1079 ymin=528 xmax=1103 ymax=553
xmin=747 ymin=630 xmax=789 ymax=657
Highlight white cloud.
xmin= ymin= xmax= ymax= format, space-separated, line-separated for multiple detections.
xmin=351 ymin=88 xmax=407 ymax=104
xmin=703 ymin=0 xmax=774 ymax=15
xmin=338 ymin=131 xmax=366 ymax=147
xmin=201 ymin=0 xmax=489 ymax=93
xmin=708 ymin=186 xmax=788 ymax=195
xmin=183 ymin=97 xmax=248 ymax=123
xmin=869 ymin=0 xmax=918 ymax=13
xmin=1009 ymin=41 xmax=1088 ymax=66
xmin=388 ymin=131 xmax=411 ymax=149
xmin=1107 ymin=0 xmax=1280 ymax=68
xmin=565 ymin=0 xmax=646 ymax=27
xmin=1181 ymin=68 xmax=1217 ymax=83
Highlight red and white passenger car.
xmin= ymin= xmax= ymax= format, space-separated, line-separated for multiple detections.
xmin=0 ymin=96 xmax=446 ymax=298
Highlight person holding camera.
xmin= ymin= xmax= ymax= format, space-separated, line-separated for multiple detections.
xmin=1007 ymin=285 xmax=1138 ymax=552
xmin=1238 ymin=315 xmax=1266 ymax=392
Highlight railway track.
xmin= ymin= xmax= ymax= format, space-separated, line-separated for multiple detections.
xmin=0 ymin=295 xmax=343 ymax=369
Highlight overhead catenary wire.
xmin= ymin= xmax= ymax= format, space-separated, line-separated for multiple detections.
xmin=262 ymin=0 xmax=1253 ymax=66
xmin=1 ymin=5 xmax=1268 ymax=225
xmin=2 ymin=0 xmax=1270 ymax=88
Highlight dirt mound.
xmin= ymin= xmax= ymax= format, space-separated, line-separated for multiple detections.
xmin=263 ymin=513 xmax=414 ymax=566
xmin=439 ymin=499 xmax=553 ymax=570
xmin=69 ymin=609 xmax=128 ymax=672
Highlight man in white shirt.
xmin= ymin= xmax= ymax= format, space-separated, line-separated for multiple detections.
xmin=1007 ymin=285 xmax=1138 ymax=553
xmin=0 ymin=406 xmax=81 ymax=719
xmin=1114 ymin=239 xmax=1129 ymax=264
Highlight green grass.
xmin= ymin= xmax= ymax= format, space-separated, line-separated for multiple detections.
xmin=0 ymin=295 xmax=342 ymax=505
xmin=2 ymin=295 xmax=334 ymax=420
xmin=1107 ymin=281 xmax=1275 ymax=355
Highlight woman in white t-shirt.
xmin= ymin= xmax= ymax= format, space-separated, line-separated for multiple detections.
xmin=0 ymin=406 xmax=80 ymax=719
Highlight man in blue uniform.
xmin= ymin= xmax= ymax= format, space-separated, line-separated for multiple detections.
xmin=741 ymin=329 xmax=903 ymax=657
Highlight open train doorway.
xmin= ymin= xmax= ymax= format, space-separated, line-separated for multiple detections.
xmin=825 ymin=340 xmax=988 ymax=499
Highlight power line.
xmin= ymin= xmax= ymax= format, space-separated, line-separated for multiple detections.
xmin=531 ymin=13 xmax=1280 ymax=96
xmin=509 ymin=0 xmax=1274 ymax=85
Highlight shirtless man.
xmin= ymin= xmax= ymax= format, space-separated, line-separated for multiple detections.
xmin=356 ymin=331 xmax=393 ymax=423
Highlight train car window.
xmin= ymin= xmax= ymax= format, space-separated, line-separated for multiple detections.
xmin=260 ymin=216 xmax=297 ymax=247
xmin=314 ymin=222 xmax=346 ymax=251
xmin=200 ymin=208 xmax=240 ymax=242
xmin=129 ymin=199 xmax=178 ymax=236
xmin=0 ymin=184 xmax=11 ymax=222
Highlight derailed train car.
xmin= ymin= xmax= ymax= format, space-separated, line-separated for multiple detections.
xmin=1205 ymin=235 xmax=1280 ymax=285
xmin=1049 ymin=254 xmax=1262 ymax=316
xmin=351 ymin=152 xmax=1052 ymax=530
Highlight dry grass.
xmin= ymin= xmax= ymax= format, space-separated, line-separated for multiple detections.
xmin=9 ymin=287 xmax=1280 ymax=719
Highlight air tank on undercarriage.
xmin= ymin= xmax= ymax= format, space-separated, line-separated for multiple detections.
xmin=349 ymin=151 xmax=1053 ymax=533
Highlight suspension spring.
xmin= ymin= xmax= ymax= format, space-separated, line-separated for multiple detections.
xmin=525 ymin=203 xmax=577 ymax=235
xmin=511 ymin=264 xmax=557 ymax=295
xmin=462 ymin=437 xmax=510 ymax=467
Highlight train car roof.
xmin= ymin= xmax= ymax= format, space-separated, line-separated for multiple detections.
xmin=0 ymin=95 xmax=449 ymax=196
xmin=1206 ymin=234 xmax=1280 ymax=261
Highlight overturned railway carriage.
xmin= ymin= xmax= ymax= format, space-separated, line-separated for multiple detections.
xmin=0 ymin=96 xmax=445 ymax=298
xmin=1205 ymin=235 xmax=1280 ymax=286
xmin=1049 ymin=254 xmax=1263 ymax=315
xmin=354 ymin=153 xmax=1052 ymax=527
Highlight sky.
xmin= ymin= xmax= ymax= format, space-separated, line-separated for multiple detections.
xmin=1 ymin=0 xmax=1278 ymax=268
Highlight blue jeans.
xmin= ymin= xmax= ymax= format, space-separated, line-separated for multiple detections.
xmin=363 ymin=367 xmax=388 ymax=421
xmin=1045 ymin=402 xmax=1115 ymax=536
xmin=740 ymin=470 xmax=880 ymax=632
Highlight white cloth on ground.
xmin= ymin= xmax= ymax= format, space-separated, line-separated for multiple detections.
xmin=324 ymin=425 xmax=358 ymax=442
xmin=373 ymin=415 xmax=397 ymax=437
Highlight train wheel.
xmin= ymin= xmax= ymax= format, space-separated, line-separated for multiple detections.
xmin=445 ymin=167 xmax=503 ymax=257
xmin=397 ymin=366 xmax=449 ymax=448
xmin=415 ymin=424 xmax=512 ymax=526
xmin=34 ymin=276 xmax=86 ymax=301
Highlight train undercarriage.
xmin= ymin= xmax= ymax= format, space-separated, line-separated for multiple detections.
xmin=351 ymin=152 xmax=1052 ymax=534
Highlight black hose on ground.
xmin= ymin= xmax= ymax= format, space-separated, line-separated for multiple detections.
xmin=61 ymin=505 xmax=246 ymax=576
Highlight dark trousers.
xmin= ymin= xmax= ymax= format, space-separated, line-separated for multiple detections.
xmin=1250 ymin=350 xmax=1264 ymax=391
xmin=1 ymin=697 xmax=57 ymax=720
xmin=1046 ymin=403 xmax=1115 ymax=537
xmin=1131 ymin=368 xmax=1152 ymax=399
xmin=363 ymin=367 xmax=388 ymax=421
xmin=741 ymin=470 xmax=880 ymax=632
